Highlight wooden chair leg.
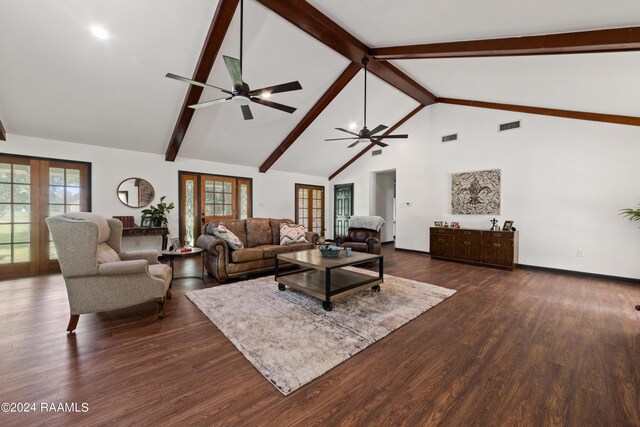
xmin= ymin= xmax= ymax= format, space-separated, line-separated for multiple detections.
xmin=166 ymin=288 xmax=172 ymax=299
xmin=67 ymin=315 xmax=80 ymax=333
xmin=157 ymin=300 xmax=165 ymax=319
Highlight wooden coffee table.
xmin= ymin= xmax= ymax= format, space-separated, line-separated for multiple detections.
xmin=275 ymin=249 xmax=383 ymax=311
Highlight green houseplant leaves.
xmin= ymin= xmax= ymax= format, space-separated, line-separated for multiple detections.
xmin=141 ymin=196 xmax=174 ymax=227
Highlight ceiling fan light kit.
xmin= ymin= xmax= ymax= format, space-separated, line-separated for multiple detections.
xmin=165 ymin=0 xmax=302 ymax=120
xmin=325 ymin=57 xmax=409 ymax=148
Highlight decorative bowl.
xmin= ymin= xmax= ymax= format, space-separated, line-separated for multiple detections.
xmin=317 ymin=245 xmax=342 ymax=258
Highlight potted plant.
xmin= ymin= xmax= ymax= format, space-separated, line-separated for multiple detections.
xmin=620 ymin=202 xmax=640 ymax=225
xmin=141 ymin=196 xmax=175 ymax=227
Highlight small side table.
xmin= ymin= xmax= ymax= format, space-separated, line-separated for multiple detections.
xmin=161 ymin=247 xmax=205 ymax=287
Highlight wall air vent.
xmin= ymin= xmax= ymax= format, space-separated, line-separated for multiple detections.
xmin=499 ymin=120 xmax=521 ymax=132
xmin=441 ymin=133 xmax=458 ymax=143
xmin=371 ymin=149 xmax=382 ymax=156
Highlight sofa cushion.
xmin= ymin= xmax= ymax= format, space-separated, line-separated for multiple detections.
xmin=231 ymin=248 xmax=264 ymax=263
xmin=213 ymin=225 xmax=244 ymax=250
xmin=246 ymin=218 xmax=273 ymax=248
xmin=269 ymin=218 xmax=294 ymax=245
xmin=255 ymin=244 xmax=293 ymax=259
xmin=207 ymin=219 xmax=247 ymax=247
xmin=283 ymin=242 xmax=315 ymax=252
xmin=97 ymin=243 xmax=121 ymax=264
xmin=280 ymin=223 xmax=308 ymax=245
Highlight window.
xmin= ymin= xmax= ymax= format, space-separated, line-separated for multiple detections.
xmin=179 ymin=172 xmax=252 ymax=247
xmin=295 ymin=184 xmax=324 ymax=235
xmin=0 ymin=155 xmax=90 ymax=278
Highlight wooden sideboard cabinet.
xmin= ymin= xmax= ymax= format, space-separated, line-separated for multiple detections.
xmin=429 ymin=227 xmax=518 ymax=270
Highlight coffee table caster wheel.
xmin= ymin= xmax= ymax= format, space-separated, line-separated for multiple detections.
xmin=636 ymin=305 xmax=640 ymax=311
xmin=278 ymin=283 xmax=285 ymax=291
xmin=372 ymin=285 xmax=381 ymax=292
xmin=322 ymin=301 xmax=333 ymax=311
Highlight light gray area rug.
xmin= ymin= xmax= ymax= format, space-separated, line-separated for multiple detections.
xmin=186 ymin=269 xmax=456 ymax=395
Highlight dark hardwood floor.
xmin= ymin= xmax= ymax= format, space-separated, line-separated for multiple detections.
xmin=1 ymin=246 xmax=638 ymax=426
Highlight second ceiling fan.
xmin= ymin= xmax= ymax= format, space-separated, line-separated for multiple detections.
xmin=165 ymin=0 xmax=302 ymax=120
xmin=325 ymin=57 xmax=409 ymax=148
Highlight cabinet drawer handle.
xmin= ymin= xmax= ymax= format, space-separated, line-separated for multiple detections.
xmin=438 ymin=238 xmax=445 ymax=242
xmin=493 ymin=233 xmax=501 ymax=237
xmin=464 ymin=241 xmax=471 ymax=245
xmin=464 ymin=231 xmax=471 ymax=235
xmin=493 ymin=243 xmax=501 ymax=247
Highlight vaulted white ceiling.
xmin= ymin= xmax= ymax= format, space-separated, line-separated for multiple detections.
xmin=1 ymin=0 xmax=640 ymax=177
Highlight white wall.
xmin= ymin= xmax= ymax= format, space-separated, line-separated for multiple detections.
xmin=371 ymin=171 xmax=396 ymax=242
xmin=332 ymin=104 xmax=640 ymax=279
xmin=2 ymin=134 xmax=330 ymax=251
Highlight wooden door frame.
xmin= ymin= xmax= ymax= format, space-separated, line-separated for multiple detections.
xmin=295 ymin=183 xmax=325 ymax=235
xmin=0 ymin=154 xmax=91 ymax=278
xmin=333 ymin=183 xmax=353 ymax=238
xmin=178 ymin=171 xmax=253 ymax=244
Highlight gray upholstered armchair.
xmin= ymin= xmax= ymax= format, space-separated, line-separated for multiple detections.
xmin=46 ymin=212 xmax=172 ymax=333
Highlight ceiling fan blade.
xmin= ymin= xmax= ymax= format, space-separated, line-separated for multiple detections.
xmin=325 ymin=137 xmax=359 ymax=141
xmin=375 ymin=134 xmax=409 ymax=139
xmin=249 ymin=81 xmax=302 ymax=96
xmin=370 ymin=139 xmax=389 ymax=148
xmin=241 ymin=105 xmax=253 ymax=120
xmin=251 ymin=97 xmax=297 ymax=114
xmin=166 ymin=73 xmax=232 ymax=94
xmin=223 ymin=56 xmax=244 ymax=89
xmin=348 ymin=140 xmax=361 ymax=148
xmin=189 ymin=97 xmax=232 ymax=109
xmin=369 ymin=124 xmax=388 ymax=136
xmin=335 ymin=127 xmax=360 ymax=137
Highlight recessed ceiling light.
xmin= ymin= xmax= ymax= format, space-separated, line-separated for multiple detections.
xmin=348 ymin=122 xmax=358 ymax=130
xmin=261 ymin=92 xmax=271 ymax=99
xmin=91 ymin=26 xmax=109 ymax=40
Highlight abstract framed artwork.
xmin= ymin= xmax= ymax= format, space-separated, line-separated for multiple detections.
xmin=451 ymin=169 xmax=501 ymax=215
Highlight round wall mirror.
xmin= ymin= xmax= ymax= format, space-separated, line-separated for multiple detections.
xmin=117 ymin=178 xmax=155 ymax=208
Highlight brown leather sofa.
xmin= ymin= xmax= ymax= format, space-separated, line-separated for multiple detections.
xmin=196 ymin=218 xmax=319 ymax=282
xmin=334 ymin=228 xmax=382 ymax=255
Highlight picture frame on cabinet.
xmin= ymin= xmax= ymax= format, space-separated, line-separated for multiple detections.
xmin=141 ymin=217 xmax=152 ymax=227
xmin=503 ymin=220 xmax=514 ymax=231
xmin=451 ymin=222 xmax=460 ymax=228
xmin=434 ymin=221 xmax=443 ymax=227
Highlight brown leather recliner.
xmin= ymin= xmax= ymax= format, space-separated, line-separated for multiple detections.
xmin=334 ymin=228 xmax=382 ymax=255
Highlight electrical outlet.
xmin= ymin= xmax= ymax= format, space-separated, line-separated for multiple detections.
xmin=577 ymin=249 xmax=584 ymax=257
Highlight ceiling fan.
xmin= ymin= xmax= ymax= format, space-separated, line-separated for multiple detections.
xmin=325 ymin=57 xmax=408 ymax=148
xmin=165 ymin=0 xmax=302 ymax=120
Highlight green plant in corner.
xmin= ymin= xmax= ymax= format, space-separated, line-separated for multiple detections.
xmin=620 ymin=201 xmax=640 ymax=224
xmin=141 ymin=196 xmax=174 ymax=227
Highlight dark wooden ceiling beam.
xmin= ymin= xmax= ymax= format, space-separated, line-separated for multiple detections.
xmin=439 ymin=98 xmax=640 ymax=127
xmin=259 ymin=63 xmax=361 ymax=173
xmin=0 ymin=119 xmax=6 ymax=141
xmin=165 ymin=0 xmax=239 ymax=161
xmin=255 ymin=0 xmax=437 ymax=106
xmin=329 ymin=105 xmax=425 ymax=181
xmin=371 ymin=26 xmax=640 ymax=60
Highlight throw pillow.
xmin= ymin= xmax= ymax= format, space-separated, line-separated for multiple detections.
xmin=213 ymin=225 xmax=244 ymax=250
xmin=97 ymin=243 xmax=121 ymax=264
xmin=280 ymin=223 xmax=308 ymax=245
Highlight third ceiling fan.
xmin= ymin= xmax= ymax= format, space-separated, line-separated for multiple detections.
xmin=325 ymin=57 xmax=409 ymax=148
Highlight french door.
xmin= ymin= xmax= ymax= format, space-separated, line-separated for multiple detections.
xmin=179 ymin=172 xmax=252 ymax=247
xmin=295 ymin=183 xmax=324 ymax=236
xmin=0 ymin=155 xmax=90 ymax=278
